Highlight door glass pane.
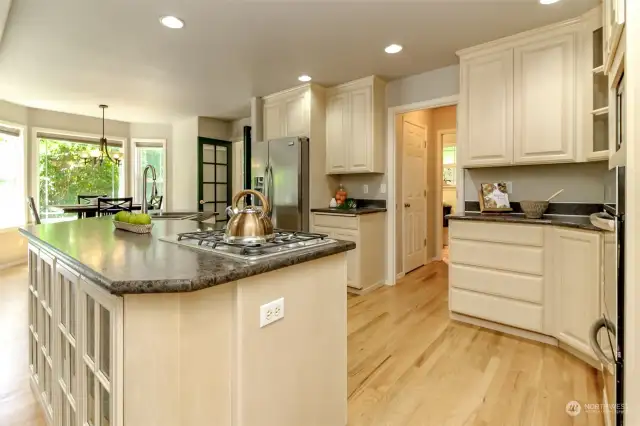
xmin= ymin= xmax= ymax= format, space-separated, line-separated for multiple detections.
xmin=203 ymin=164 xmax=215 ymax=182
xmin=29 ymin=332 xmax=34 ymax=368
xmin=593 ymin=27 xmax=604 ymax=68
xmin=61 ymin=332 xmax=68 ymax=387
xmin=203 ymin=184 xmax=215 ymax=202
xmin=216 ymin=146 xmax=227 ymax=164
xmin=594 ymin=112 xmax=609 ymax=152
xmin=70 ymin=406 xmax=76 ymax=426
xmin=69 ymin=280 xmax=76 ymax=338
xmin=203 ymin=146 xmax=215 ymax=162
xmin=43 ymin=311 xmax=49 ymax=353
xmin=216 ymin=184 xmax=227 ymax=202
xmin=216 ymin=203 xmax=228 ymax=221
xmin=203 ymin=203 xmax=215 ymax=212
xmin=87 ymin=368 xmax=95 ymax=426
xmin=61 ymin=276 xmax=67 ymax=329
xmin=87 ymin=296 xmax=95 ymax=360
xmin=62 ymin=398 xmax=68 ymax=426
xmin=216 ymin=165 xmax=227 ymax=183
xmin=443 ymin=146 xmax=456 ymax=165
xmin=101 ymin=387 xmax=110 ymax=426
xmin=70 ymin=346 xmax=76 ymax=398
xmin=594 ymin=72 xmax=608 ymax=110
xmin=100 ymin=307 xmax=110 ymax=379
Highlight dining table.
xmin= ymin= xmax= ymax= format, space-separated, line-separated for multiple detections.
xmin=50 ymin=203 xmax=142 ymax=219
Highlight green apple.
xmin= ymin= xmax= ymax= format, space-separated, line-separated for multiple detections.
xmin=137 ymin=214 xmax=152 ymax=225
xmin=114 ymin=211 xmax=130 ymax=222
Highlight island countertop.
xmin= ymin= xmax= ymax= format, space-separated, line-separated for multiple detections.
xmin=447 ymin=212 xmax=605 ymax=232
xmin=19 ymin=217 xmax=355 ymax=295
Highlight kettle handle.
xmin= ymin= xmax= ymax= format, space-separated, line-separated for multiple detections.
xmin=232 ymin=189 xmax=271 ymax=215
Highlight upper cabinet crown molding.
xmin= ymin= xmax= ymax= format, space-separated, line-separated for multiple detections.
xmin=325 ymin=75 xmax=386 ymax=174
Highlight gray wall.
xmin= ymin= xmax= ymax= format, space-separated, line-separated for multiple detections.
xmin=464 ymin=161 xmax=610 ymax=204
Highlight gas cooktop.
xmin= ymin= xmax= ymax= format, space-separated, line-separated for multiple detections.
xmin=160 ymin=229 xmax=335 ymax=262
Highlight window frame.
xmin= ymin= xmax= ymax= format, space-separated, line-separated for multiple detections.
xmin=0 ymin=119 xmax=27 ymax=230
xmin=31 ymin=127 xmax=129 ymax=213
xmin=131 ymin=138 xmax=167 ymax=208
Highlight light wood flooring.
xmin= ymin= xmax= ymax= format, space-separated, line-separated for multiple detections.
xmin=2 ymin=262 xmax=602 ymax=426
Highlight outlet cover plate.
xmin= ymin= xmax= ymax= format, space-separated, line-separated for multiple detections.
xmin=260 ymin=297 xmax=285 ymax=328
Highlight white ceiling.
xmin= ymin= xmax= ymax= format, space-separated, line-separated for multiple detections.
xmin=0 ymin=0 xmax=598 ymax=123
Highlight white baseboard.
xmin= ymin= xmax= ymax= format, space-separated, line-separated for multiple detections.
xmin=396 ymin=272 xmax=405 ymax=280
xmin=0 ymin=259 xmax=27 ymax=271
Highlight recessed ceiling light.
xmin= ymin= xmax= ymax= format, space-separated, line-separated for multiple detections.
xmin=298 ymin=75 xmax=312 ymax=82
xmin=160 ymin=16 xmax=184 ymax=29
xmin=539 ymin=0 xmax=561 ymax=4
xmin=385 ymin=44 xmax=403 ymax=54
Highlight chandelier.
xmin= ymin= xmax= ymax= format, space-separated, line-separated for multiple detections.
xmin=81 ymin=105 xmax=123 ymax=167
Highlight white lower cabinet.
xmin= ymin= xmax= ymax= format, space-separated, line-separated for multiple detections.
xmin=449 ymin=221 xmax=604 ymax=364
xmin=312 ymin=212 xmax=385 ymax=291
xmin=27 ymin=244 xmax=123 ymax=426
xmin=551 ymin=228 xmax=602 ymax=358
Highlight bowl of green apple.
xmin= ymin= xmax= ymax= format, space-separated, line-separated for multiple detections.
xmin=112 ymin=211 xmax=153 ymax=234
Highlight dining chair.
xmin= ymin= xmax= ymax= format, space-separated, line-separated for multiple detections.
xmin=148 ymin=195 xmax=163 ymax=211
xmin=26 ymin=196 xmax=41 ymax=225
xmin=77 ymin=194 xmax=108 ymax=204
xmin=97 ymin=197 xmax=133 ymax=216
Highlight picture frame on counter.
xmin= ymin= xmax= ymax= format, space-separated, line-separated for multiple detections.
xmin=479 ymin=182 xmax=513 ymax=213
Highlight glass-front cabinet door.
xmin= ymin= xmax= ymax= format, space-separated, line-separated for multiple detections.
xmin=38 ymin=251 xmax=56 ymax=422
xmin=79 ymin=277 xmax=122 ymax=426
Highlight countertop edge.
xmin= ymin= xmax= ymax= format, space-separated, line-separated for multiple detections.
xmin=446 ymin=214 xmax=606 ymax=232
xmin=19 ymin=227 xmax=356 ymax=295
xmin=310 ymin=208 xmax=387 ymax=215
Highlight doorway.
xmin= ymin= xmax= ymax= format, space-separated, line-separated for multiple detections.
xmin=198 ymin=137 xmax=232 ymax=222
xmin=395 ymin=104 xmax=457 ymax=276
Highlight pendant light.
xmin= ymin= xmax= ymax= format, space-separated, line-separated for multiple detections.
xmin=81 ymin=105 xmax=123 ymax=166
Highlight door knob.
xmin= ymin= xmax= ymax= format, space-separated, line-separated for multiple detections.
xmin=199 ymin=200 xmax=205 ymax=205
xmin=404 ymin=203 xmax=410 ymax=208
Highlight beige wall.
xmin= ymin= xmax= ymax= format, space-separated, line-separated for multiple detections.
xmin=169 ymin=117 xmax=199 ymax=211
xmin=198 ymin=116 xmax=231 ymax=140
xmin=230 ymin=117 xmax=250 ymax=141
xmin=0 ymin=229 xmax=27 ymax=268
xmin=464 ymin=162 xmax=609 ymax=204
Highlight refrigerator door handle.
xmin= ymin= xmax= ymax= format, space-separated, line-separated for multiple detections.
xmin=589 ymin=317 xmax=616 ymax=368
xmin=267 ymin=164 xmax=274 ymax=217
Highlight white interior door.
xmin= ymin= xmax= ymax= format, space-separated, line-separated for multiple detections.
xmin=403 ymin=119 xmax=427 ymax=273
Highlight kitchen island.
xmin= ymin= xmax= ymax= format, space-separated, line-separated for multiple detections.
xmin=20 ymin=217 xmax=354 ymax=426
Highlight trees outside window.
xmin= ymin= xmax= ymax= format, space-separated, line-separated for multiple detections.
xmin=39 ymin=138 xmax=123 ymax=221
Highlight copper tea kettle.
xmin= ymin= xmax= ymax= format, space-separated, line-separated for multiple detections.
xmin=224 ymin=189 xmax=275 ymax=244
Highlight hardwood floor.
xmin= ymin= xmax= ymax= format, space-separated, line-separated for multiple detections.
xmin=347 ymin=261 xmax=603 ymax=426
xmin=0 ymin=265 xmax=46 ymax=426
xmin=2 ymin=262 xmax=602 ymax=426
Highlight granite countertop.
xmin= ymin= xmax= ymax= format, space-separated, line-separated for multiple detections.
xmin=19 ymin=217 xmax=355 ymax=295
xmin=447 ymin=212 xmax=606 ymax=232
xmin=310 ymin=207 xmax=387 ymax=215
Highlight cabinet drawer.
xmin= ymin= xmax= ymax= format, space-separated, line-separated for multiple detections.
xmin=450 ymin=288 xmax=544 ymax=332
xmin=450 ymin=264 xmax=543 ymax=303
xmin=450 ymin=221 xmax=543 ymax=246
xmin=450 ymin=239 xmax=543 ymax=275
xmin=313 ymin=213 xmax=358 ymax=230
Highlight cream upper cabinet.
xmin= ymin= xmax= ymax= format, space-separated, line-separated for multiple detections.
xmin=326 ymin=93 xmax=349 ymax=173
xmin=603 ymin=0 xmax=625 ymax=74
xmin=513 ymin=34 xmax=576 ymax=164
xmin=552 ymin=228 xmax=601 ymax=359
xmin=459 ymin=50 xmax=514 ymax=167
xmin=262 ymin=86 xmax=310 ymax=140
xmin=325 ymin=76 xmax=385 ymax=174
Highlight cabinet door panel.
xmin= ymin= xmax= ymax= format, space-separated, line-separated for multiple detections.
xmin=459 ymin=50 xmax=513 ymax=166
xmin=348 ymin=87 xmax=372 ymax=172
xmin=333 ymin=231 xmax=359 ymax=289
xmin=284 ymin=93 xmax=308 ymax=137
xmin=326 ymin=93 xmax=349 ymax=173
xmin=514 ymin=34 xmax=576 ymax=163
xmin=553 ymin=228 xmax=601 ymax=359
xmin=263 ymin=102 xmax=283 ymax=141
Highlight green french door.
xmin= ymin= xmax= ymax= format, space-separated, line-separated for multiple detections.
xmin=198 ymin=138 xmax=232 ymax=222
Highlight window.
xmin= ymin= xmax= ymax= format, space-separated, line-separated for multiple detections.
xmin=133 ymin=140 xmax=166 ymax=207
xmin=443 ymin=143 xmax=456 ymax=187
xmin=0 ymin=124 xmax=25 ymax=229
xmin=38 ymin=133 xmax=124 ymax=222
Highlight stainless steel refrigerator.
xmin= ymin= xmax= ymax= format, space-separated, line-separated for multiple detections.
xmin=250 ymin=136 xmax=309 ymax=231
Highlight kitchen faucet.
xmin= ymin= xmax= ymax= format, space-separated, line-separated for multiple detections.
xmin=142 ymin=164 xmax=158 ymax=214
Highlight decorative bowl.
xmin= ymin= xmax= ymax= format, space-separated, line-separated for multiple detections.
xmin=520 ymin=200 xmax=549 ymax=219
xmin=113 ymin=220 xmax=153 ymax=234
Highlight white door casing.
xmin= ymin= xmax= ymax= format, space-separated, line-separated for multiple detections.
xmin=403 ymin=119 xmax=427 ymax=273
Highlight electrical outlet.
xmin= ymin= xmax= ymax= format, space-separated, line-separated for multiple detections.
xmin=260 ymin=297 xmax=285 ymax=328
xmin=506 ymin=181 xmax=513 ymax=193
xmin=363 ymin=184 xmax=369 ymax=194
xmin=380 ymin=184 xmax=387 ymax=194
